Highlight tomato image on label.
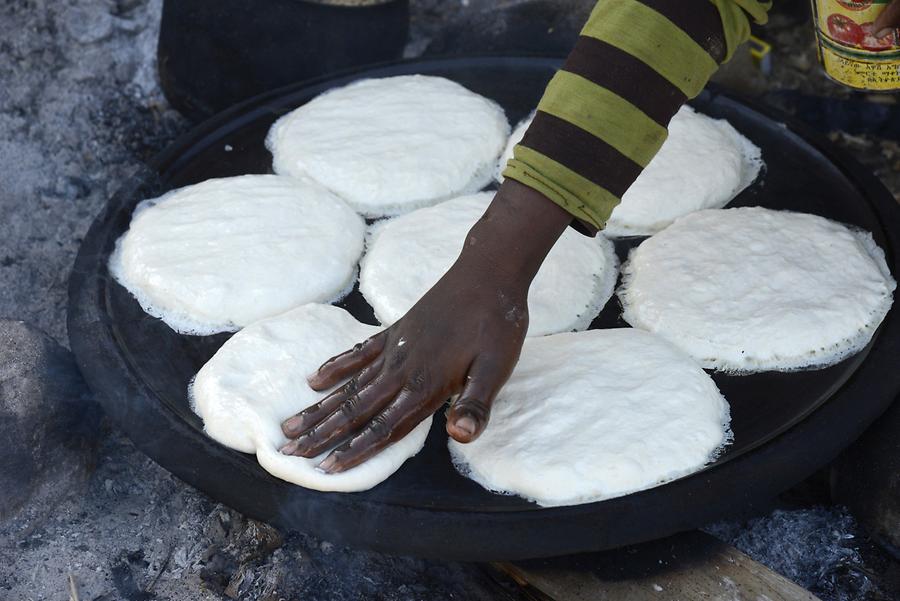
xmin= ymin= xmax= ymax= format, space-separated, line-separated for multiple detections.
xmin=837 ymin=0 xmax=872 ymax=10
xmin=827 ymin=13 xmax=865 ymax=45
xmin=860 ymin=22 xmax=899 ymax=50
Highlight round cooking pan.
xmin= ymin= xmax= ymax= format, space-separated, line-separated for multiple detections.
xmin=68 ymin=57 xmax=900 ymax=561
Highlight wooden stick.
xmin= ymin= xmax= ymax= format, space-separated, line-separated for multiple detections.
xmin=493 ymin=530 xmax=820 ymax=601
xmin=67 ymin=573 xmax=80 ymax=601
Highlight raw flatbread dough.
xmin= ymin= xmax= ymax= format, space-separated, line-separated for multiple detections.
xmin=495 ymin=106 xmax=763 ymax=236
xmin=449 ymin=328 xmax=731 ymax=507
xmin=110 ymin=174 xmax=365 ymax=335
xmin=360 ymin=192 xmax=619 ymax=336
xmin=619 ymin=207 xmax=896 ymax=372
xmin=267 ymin=75 xmax=510 ymax=217
xmin=190 ymin=303 xmax=432 ymax=492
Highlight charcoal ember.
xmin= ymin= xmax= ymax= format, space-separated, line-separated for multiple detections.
xmin=197 ymin=509 xmax=285 ymax=597
xmin=198 ymin=550 xmax=239 ymax=597
xmin=0 ymin=320 xmax=102 ymax=521
xmin=232 ymin=520 xmax=283 ymax=564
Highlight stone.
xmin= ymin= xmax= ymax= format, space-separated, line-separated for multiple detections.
xmin=64 ymin=5 xmax=115 ymax=45
xmin=0 ymin=320 xmax=102 ymax=521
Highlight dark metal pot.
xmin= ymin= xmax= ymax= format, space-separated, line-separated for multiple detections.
xmin=158 ymin=0 xmax=409 ymax=121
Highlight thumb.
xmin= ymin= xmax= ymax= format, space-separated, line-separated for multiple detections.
xmin=446 ymin=358 xmax=508 ymax=443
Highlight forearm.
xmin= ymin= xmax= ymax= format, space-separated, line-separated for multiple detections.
xmin=457 ymin=179 xmax=573 ymax=284
xmin=504 ymin=0 xmax=772 ymax=234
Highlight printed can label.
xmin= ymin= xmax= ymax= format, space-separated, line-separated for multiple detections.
xmin=811 ymin=0 xmax=900 ymax=90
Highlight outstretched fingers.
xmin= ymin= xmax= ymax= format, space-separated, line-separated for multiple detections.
xmin=281 ymin=371 xmax=403 ymax=458
xmin=281 ymin=357 xmax=384 ymax=439
xmin=307 ymin=331 xmax=387 ymax=391
xmin=317 ymin=389 xmax=434 ymax=473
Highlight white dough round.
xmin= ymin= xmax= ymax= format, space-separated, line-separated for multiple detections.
xmin=606 ymin=106 xmax=763 ymax=236
xmin=267 ymin=75 xmax=510 ymax=217
xmin=360 ymin=192 xmax=619 ymax=337
xmin=109 ymin=175 xmax=365 ymax=335
xmin=495 ymin=106 xmax=763 ymax=236
xmin=619 ymin=207 xmax=896 ymax=372
xmin=190 ymin=303 xmax=432 ymax=493
xmin=449 ymin=328 xmax=731 ymax=507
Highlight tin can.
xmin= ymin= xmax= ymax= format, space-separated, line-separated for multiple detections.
xmin=810 ymin=0 xmax=900 ymax=91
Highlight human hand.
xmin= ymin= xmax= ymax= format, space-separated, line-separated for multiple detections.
xmin=279 ymin=180 xmax=573 ymax=473
xmin=874 ymin=0 xmax=900 ymax=38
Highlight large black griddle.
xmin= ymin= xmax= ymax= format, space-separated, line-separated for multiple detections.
xmin=68 ymin=57 xmax=900 ymax=561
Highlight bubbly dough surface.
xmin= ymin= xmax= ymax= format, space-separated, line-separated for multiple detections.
xmin=267 ymin=75 xmax=510 ymax=217
xmin=619 ymin=207 xmax=896 ymax=372
xmin=449 ymin=328 xmax=731 ymax=507
xmin=190 ymin=304 xmax=432 ymax=492
xmin=606 ymin=106 xmax=762 ymax=236
xmin=110 ymin=175 xmax=365 ymax=335
xmin=495 ymin=106 xmax=763 ymax=236
xmin=360 ymin=192 xmax=619 ymax=336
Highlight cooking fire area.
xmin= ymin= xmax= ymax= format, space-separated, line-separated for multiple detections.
xmin=1 ymin=1 xmax=899 ymax=600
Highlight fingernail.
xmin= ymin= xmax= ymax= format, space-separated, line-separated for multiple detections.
xmin=454 ymin=415 xmax=478 ymax=437
xmin=876 ymin=28 xmax=892 ymax=38
xmin=282 ymin=415 xmax=303 ymax=433
xmin=280 ymin=440 xmax=299 ymax=455
xmin=317 ymin=454 xmax=338 ymax=474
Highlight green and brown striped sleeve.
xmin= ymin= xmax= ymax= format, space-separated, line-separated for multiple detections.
xmin=502 ymin=0 xmax=772 ymax=234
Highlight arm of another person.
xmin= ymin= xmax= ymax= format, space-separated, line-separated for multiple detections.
xmin=280 ymin=0 xmax=772 ymax=473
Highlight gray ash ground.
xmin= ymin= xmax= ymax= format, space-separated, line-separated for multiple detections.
xmin=0 ymin=0 xmax=186 ymax=344
xmin=0 ymin=1 xmax=898 ymax=600
xmin=0 ymin=431 xmax=515 ymax=601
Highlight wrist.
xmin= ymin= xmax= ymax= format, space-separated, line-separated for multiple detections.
xmin=456 ymin=180 xmax=572 ymax=283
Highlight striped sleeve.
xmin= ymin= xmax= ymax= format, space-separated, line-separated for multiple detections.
xmin=502 ymin=0 xmax=772 ymax=234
